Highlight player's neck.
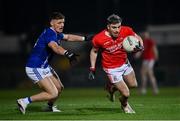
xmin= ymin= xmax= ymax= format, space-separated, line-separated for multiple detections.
xmin=50 ymin=27 xmax=57 ymax=33
xmin=105 ymin=31 xmax=111 ymax=38
xmin=105 ymin=31 xmax=117 ymax=40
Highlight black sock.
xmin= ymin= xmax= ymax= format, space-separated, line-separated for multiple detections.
xmin=47 ymin=102 xmax=53 ymax=107
xmin=120 ymin=96 xmax=128 ymax=107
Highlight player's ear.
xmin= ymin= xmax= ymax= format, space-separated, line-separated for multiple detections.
xmin=107 ymin=25 xmax=110 ymax=30
xmin=50 ymin=20 xmax=54 ymax=26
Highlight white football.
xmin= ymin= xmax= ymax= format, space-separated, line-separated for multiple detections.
xmin=122 ymin=35 xmax=139 ymax=52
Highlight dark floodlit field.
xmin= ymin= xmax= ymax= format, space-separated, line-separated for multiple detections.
xmin=0 ymin=87 xmax=179 ymax=120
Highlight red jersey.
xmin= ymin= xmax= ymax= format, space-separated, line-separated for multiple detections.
xmin=142 ymin=38 xmax=156 ymax=60
xmin=92 ymin=26 xmax=135 ymax=68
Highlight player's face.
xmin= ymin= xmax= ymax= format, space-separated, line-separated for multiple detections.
xmin=107 ymin=23 xmax=121 ymax=38
xmin=50 ymin=19 xmax=65 ymax=33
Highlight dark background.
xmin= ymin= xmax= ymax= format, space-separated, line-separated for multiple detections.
xmin=1 ymin=0 xmax=180 ymax=34
xmin=0 ymin=0 xmax=180 ymax=89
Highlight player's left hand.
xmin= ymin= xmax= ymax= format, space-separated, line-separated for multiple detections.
xmin=133 ymin=41 xmax=144 ymax=52
xmin=64 ymin=50 xmax=79 ymax=66
xmin=88 ymin=67 xmax=96 ymax=80
xmin=84 ymin=34 xmax=94 ymax=41
xmin=134 ymin=45 xmax=144 ymax=52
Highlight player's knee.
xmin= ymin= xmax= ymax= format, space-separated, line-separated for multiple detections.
xmin=49 ymin=90 xmax=59 ymax=99
xmin=56 ymin=85 xmax=64 ymax=93
xmin=131 ymin=81 xmax=138 ymax=88
xmin=124 ymin=92 xmax=130 ymax=98
xmin=51 ymin=92 xmax=58 ymax=99
xmin=122 ymin=90 xmax=130 ymax=97
xmin=129 ymin=80 xmax=138 ymax=88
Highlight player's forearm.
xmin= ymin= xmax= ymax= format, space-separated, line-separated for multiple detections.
xmin=48 ymin=41 xmax=67 ymax=55
xmin=52 ymin=43 xmax=66 ymax=55
xmin=90 ymin=49 xmax=98 ymax=68
xmin=66 ymin=34 xmax=85 ymax=41
xmin=53 ymin=45 xmax=66 ymax=55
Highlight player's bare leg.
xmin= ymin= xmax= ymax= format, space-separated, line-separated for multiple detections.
xmin=32 ymin=77 xmax=59 ymax=101
xmin=105 ymin=81 xmax=117 ymax=102
xmin=47 ymin=76 xmax=64 ymax=104
xmin=17 ymin=77 xmax=59 ymax=114
xmin=119 ymin=70 xmax=137 ymax=113
xmin=123 ymin=70 xmax=138 ymax=88
xmin=44 ymin=75 xmax=64 ymax=112
xmin=114 ymin=81 xmax=135 ymax=113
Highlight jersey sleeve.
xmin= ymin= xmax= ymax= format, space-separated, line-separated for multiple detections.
xmin=92 ymin=36 xmax=100 ymax=49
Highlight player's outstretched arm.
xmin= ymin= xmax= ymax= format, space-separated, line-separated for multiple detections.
xmin=63 ymin=34 xmax=93 ymax=42
xmin=63 ymin=34 xmax=85 ymax=42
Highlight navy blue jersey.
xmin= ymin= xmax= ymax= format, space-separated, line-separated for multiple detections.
xmin=26 ymin=28 xmax=64 ymax=68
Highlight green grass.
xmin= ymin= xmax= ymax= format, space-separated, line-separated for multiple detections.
xmin=0 ymin=87 xmax=180 ymax=120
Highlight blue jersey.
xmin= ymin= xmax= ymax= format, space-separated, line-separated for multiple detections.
xmin=26 ymin=28 xmax=64 ymax=68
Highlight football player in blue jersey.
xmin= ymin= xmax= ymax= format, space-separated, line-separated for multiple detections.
xmin=17 ymin=12 xmax=89 ymax=114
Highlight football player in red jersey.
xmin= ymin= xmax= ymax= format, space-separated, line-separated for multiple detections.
xmin=88 ymin=14 xmax=143 ymax=113
xmin=136 ymin=31 xmax=159 ymax=95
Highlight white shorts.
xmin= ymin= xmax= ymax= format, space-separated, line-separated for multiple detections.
xmin=25 ymin=66 xmax=53 ymax=83
xmin=103 ymin=62 xmax=133 ymax=84
xmin=142 ymin=60 xmax=155 ymax=69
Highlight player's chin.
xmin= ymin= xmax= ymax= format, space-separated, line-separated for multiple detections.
xmin=112 ymin=34 xmax=119 ymax=38
xmin=57 ymin=29 xmax=63 ymax=33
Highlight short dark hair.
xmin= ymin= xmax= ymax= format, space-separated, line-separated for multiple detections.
xmin=49 ymin=12 xmax=65 ymax=21
xmin=107 ymin=14 xmax=122 ymax=24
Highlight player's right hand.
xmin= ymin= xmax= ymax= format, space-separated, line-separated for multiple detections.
xmin=88 ymin=67 xmax=96 ymax=80
xmin=64 ymin=50 xmax=79 ymax=66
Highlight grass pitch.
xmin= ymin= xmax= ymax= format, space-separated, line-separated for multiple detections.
xmin=0 ymin=87 xmax=179 ymax=120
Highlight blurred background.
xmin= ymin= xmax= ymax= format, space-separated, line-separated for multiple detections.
xmin=0 ymin=0 xmax=180 ymax=89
